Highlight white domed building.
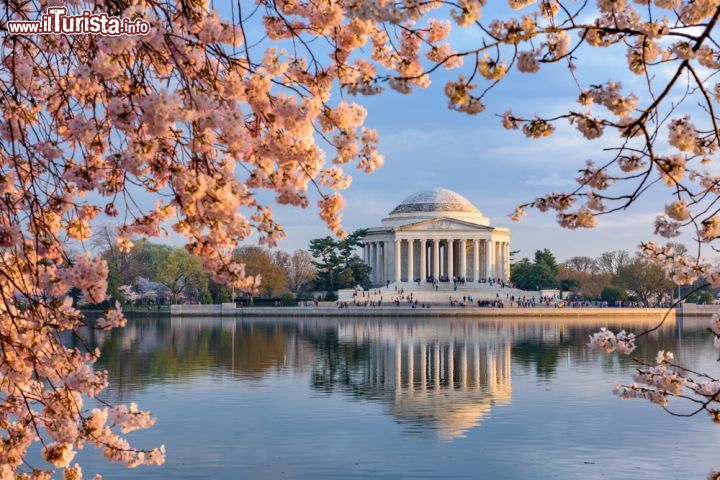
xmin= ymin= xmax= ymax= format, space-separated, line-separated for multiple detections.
xmin=362 ymin=188 xmax=511 ymax=286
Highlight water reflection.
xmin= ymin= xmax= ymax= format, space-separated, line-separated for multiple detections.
xmin=77 ymin=314 xmax=705 ymax=442
xmin=312 ymin=322 xmax=513 ymax=440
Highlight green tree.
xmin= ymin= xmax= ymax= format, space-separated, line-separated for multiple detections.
xmin=511 ymin=250 xmax=560 ymax=290
xmin=614 ymin=258 xmax=673 ymax=306
xmin=309 ymin=229 xmax=370 ymax=291
xmin=510 ymin=248 xmax=560 ymax=290
xmin=560 ymin=278 xmax=581 ymax=292
xmin=510 ymin=258 xmax=535 ymax=290
xmin=344 ymin=255 xmax=372 ymax=289
xmin=309 ymin=237 xmax=342 ymax=292
xmin=699 ymin=291 xmax=715 ymax=304
xmin=534 ymin=249 xmax=559 ymax=288
xmin=601 ymin=286 xmax=628 ymax=304
xmin=97 ymin=239 xmax=211 ymax=304
xmin=208 ymin=279 xmax=231 ymax=303
xmin=199 ymin=290 xmax=213 ymax=304
xmin=148 ymin=247 xmax=208 ymax=304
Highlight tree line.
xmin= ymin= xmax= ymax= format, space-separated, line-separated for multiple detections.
xmin=98 ymin=228 xmax=711 ymax=307
xmin=95 ymin=227 xmax=373 ymax=305
xmin=96 ymin=228 xmax=316 ymax=305
xmin=512 ymin=245 xmax=717 ymax=305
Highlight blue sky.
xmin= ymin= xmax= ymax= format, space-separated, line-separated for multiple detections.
xmin=272 ymin=89 xmax=667 ymax=261
xmin=267 ymin=25 xmax=685 ymax=262
xmin=102 ymin=3 xmax=708 ymax=263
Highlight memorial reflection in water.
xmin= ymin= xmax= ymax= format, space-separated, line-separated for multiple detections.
xmin=335 ymin=322 xmax=512 ymax=440
xmin=83 ymin=315 xmax=681 ymax=441
xmin=71 ymin=315 xmax=720 ymax=480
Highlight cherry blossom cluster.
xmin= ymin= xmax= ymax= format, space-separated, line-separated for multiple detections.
xmin=593 ymin=314 xmax=720 ymax=478
xmin=612 ymin=342 xmax=720 ymax=424
xmin=710 ymin=314 xmax=720 ymax=350
xmin=486 ymin=2 xmax=720 ymax=294
xmin=638 ymin=241 xmax=710 ymax=286
xmin=588 ymin=328 xmax=637 ymax=354
xmin=4 ymin=0 xmax=720 ymax=476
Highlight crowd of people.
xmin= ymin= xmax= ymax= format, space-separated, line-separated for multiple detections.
xmin=334 ymin=286 xmax=566 ymax=309
xmin=330 ymin=285 xmax=664 ymax=310
xmin=558 ymin=299 xmax=674 ymax=308
xmin=295 ymin=286 xmax=666 ymax=310
xmin=421 ymin=276 xmax=516 ymax=291
xmin=338 ymin=286 xmax=436 ymax=309
xmin=442 ymin=293 xmax=560 ymax=308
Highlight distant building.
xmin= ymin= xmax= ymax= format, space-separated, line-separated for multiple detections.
xmin=362 ymin=188 xmax=511 ymax=286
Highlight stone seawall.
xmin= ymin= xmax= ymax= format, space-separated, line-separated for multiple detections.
xmin=678 ymin=304 xmax=720 ymax=317
xmin=170 ymin=304 xmax=676 ymax=319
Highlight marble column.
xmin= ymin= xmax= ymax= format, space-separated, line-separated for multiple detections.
xmin=420 ymin=239 xmax=427 ymax=283
xmin=498 ymin=242 xmax=502 ymax=279
xmin=473 ymin=239 xmax=480 ymax=283
xmin=441 ymin=241 xmax=446 ymax=277
xmin=503 ymin=242 xmax=508 ymax=281
xmin=447 ymin=239 xmax=454 ymax=280
xmin=502 ymin=242 xmax=507 ymax=282
xmin=501 ymin=242 xmax=506 ymax=281
xmin=506 ymin=243 xmax=511 ymax=282
xmin=460 ymin=239 xmax=467 ymax=281
xmin=495 ymin=242 xmax=500 ymax=280
xmin=485 ymin=240 xmax=493 ymax=281
xmin=395 ymin=239 xmax=402 ymax=284
xmin=407 ymin=239 xmax=414 ymax=283
xmin=370 ymin=242 xmax=376 ymax=283
xmin=433 ymin=239 xmax=440 ymax=280
xmin=377 ymin=241 xmax=383 ymax=284
xmin=500 ymin=242 xmax=505 ymax=280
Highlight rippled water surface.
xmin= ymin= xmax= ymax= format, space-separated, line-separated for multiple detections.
xmin=73 ymin=315 xmax=720 ymax=479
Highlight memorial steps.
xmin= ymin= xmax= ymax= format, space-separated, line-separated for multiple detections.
xmin=339 ymin=283 xmax=544 ymax=305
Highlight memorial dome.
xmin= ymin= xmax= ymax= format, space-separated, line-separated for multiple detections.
xmin=382 ymin=188 xmax=489 ymax=227
xmin=390 ymin=188 xmax=481 ymax=215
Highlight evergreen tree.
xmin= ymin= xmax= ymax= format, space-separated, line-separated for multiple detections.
xmin=309 ymin=229 xmax=370 ymax=291
xmin=510 ymin=249 xmax=560 ymax=290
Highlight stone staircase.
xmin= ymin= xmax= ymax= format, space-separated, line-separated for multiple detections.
xmin=339 ymin=283 xmax=542 ymax=305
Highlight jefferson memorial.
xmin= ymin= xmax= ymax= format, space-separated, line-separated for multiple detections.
xmin=362 ymin=189 xmax=511 ymax=286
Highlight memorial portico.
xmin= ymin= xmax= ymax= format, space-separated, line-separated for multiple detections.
xmin=362 ymin=189 xmax=511 ymax=286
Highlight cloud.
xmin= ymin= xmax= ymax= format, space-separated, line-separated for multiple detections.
xmin=524 ymin=173 xmax=578 ymax=188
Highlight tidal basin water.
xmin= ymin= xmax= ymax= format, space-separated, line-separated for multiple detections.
xmin=73 ymin=315 xmax=720 ymax=479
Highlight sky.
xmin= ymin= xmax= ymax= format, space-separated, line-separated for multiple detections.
xmin=262 ymin=4 xmax=698 ymax=262
xmin=271 ymin=93 xmax=670 ymax=261
xmin=92 ymin=2 xmax=711 ymax=263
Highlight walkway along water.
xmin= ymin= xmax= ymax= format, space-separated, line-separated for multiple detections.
xmin=170 ymin=303 xmax=680 ymax=319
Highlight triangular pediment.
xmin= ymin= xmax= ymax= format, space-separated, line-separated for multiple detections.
xmin=395 ymin=217 xmax=493 ymax=232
